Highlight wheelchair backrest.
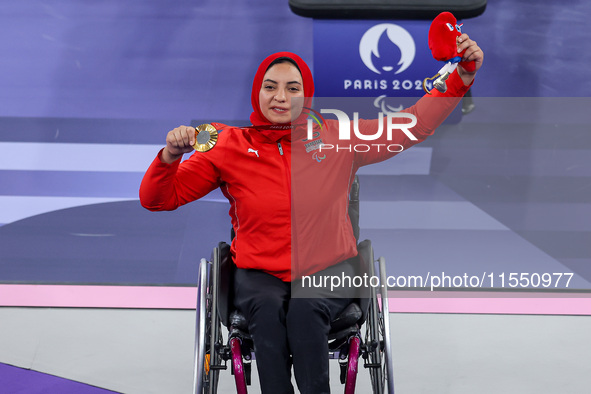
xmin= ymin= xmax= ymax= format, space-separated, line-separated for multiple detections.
xmin=349 ymin=176 xmax=360 ymax=242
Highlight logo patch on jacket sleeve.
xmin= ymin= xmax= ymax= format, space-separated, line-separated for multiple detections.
xmin=305 ymin=139 xmax=324 ymax=153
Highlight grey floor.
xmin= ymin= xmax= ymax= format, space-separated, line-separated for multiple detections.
xmin=1 ymin=307 xmax=590 ymax=394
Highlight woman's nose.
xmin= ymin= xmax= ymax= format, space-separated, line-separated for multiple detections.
xmin=274 ymin=89 xmax=286 ymax=102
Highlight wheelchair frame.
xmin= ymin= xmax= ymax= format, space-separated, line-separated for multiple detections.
xmin=192 ymin=242 xmax=394 ymax=394
xmin=192 ymin=176 xmax=394 ymax=393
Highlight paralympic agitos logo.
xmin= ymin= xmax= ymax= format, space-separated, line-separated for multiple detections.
xmin=307 ymin=110 xmax=418 ymax=153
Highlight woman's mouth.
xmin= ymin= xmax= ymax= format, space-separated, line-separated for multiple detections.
xmin=271 ymin=107 xmax=289 ymax=113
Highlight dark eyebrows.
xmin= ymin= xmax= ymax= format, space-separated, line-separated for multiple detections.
xmin=263 ymin=79 xmax=302 ymax=85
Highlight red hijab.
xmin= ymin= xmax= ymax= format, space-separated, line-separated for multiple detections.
xmin=249 ymin=52 xmax=315 ymax=139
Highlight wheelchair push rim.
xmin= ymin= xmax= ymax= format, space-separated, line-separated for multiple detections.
xmin=378 ymin=257 xmax=395 ymax=394
xmin=193 ymin=256 xmax=223 ymax=394
xmin=193 ymin=258 xmax=209 ymax=394
xmin=365 ymin=256 xmax=396 ymax=394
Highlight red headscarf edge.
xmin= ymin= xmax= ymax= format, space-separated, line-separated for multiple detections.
xmin=249 ymin=52 xmax=315 ymax=127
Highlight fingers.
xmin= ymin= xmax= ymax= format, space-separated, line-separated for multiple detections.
xmin=456 ymin=33 xmax=484 ymax=72
xmin=165 ymin=125 xmax=196 ymax=156
xmin=456 ymin=33 xmax=470 ymax=53
xmin=174 ymin=126 xmax=195 ymax=148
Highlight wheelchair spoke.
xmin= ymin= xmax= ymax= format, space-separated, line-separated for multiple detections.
xmin=362 ymin=256 xmax=397 ymax=394
xmin=193 ymin=251 xmax=226 ymax=394
xmin=365 ymin=293 xmax=385 ymax=394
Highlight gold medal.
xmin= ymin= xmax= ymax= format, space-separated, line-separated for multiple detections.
xmin=192 ymin=123 xmax=218 ymax=152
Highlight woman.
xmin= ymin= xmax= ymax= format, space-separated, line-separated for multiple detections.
xmin=140 ymin=34 xmax=483 ymax=393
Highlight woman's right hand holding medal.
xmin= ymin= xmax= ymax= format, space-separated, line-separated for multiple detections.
xmin=162 ymin=125 xmax=196 ymax=164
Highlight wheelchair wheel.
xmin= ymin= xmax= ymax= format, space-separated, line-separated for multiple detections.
xmin=193 ymin=257 xmax=223 ymax=394
xmin=365 ymin=257 xmax=395 ymax=394
xmin=193 ymin=258 xmax=208 ymax=394
xmin=378 ymin=257 xmax=395 ymax=394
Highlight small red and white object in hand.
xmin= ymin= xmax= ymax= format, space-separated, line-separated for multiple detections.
xmin=423 ymin=11 xmax=476 ymax=94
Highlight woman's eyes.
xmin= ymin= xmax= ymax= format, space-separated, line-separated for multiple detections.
xmin=264 ymin=85 xmax=301 ymax=93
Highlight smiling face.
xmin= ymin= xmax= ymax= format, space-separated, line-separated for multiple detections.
xmin=258 ymin=62 xmax=304 ymax=124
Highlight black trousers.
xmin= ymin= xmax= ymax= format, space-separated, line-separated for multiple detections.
xmin=233 ymin=259 xmax=357 ymax=394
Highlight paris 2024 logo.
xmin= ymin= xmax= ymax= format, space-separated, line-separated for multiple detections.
xmin=353 ymin=23 xmax=427 ymax=114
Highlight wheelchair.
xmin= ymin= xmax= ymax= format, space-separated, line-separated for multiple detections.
xmin=192 ymin=178 xmax=394 ymax=393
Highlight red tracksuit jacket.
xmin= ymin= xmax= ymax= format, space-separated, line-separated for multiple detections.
xmin=139 ymin=70 xmax=470 ymax=281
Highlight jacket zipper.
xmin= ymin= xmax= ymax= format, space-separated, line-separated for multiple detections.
xmin=277 ymin=142 xmax=290 ymax=200
xmin=277 ymin=141 xmax=297 ymax=278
